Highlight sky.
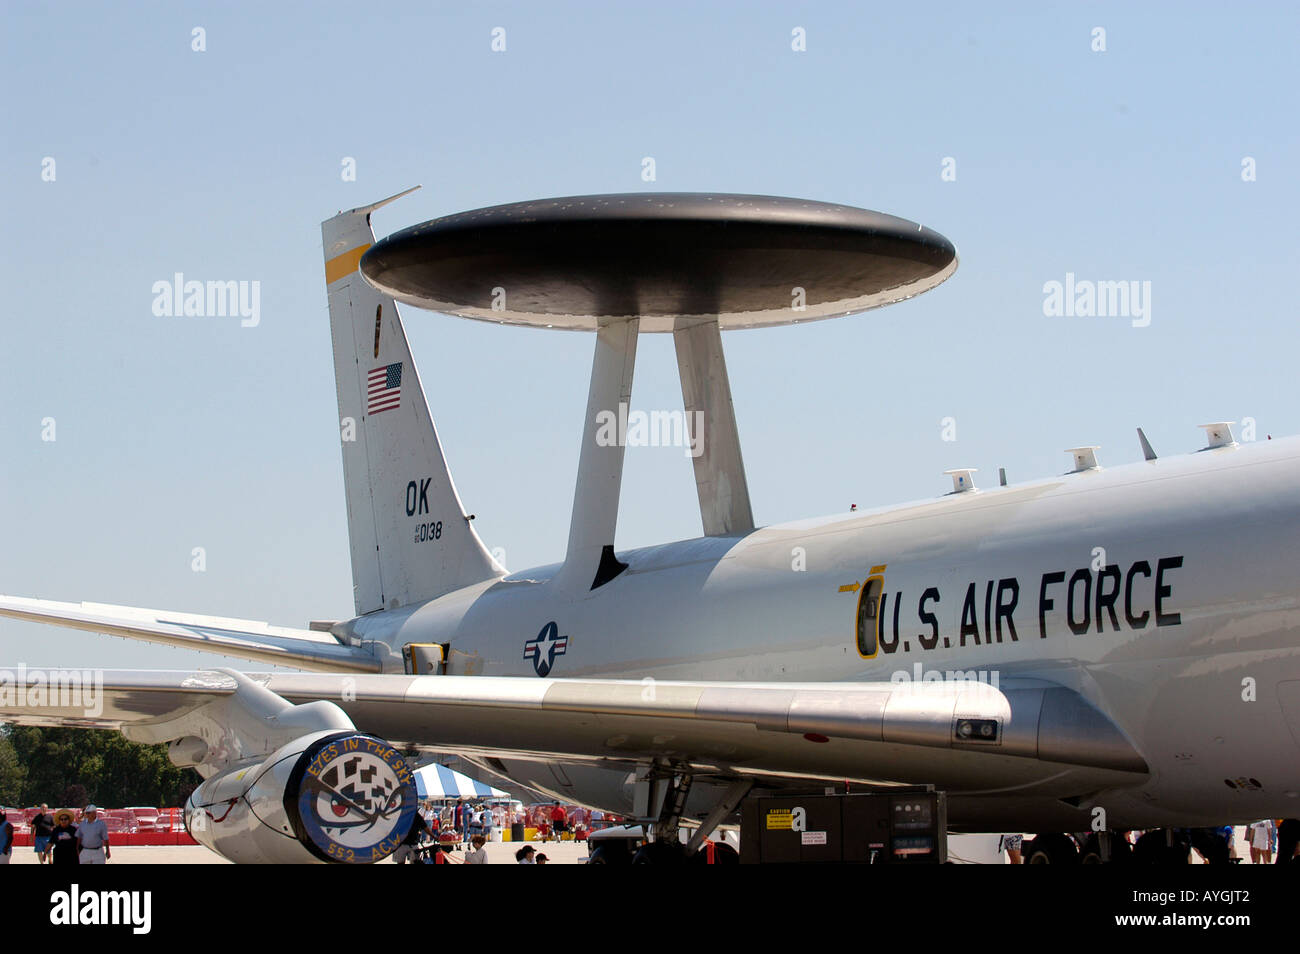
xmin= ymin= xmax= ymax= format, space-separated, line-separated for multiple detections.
xmin=2 ymin=1 xmax=1298 ymax=670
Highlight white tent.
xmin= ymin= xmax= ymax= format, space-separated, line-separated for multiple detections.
xmin=413 ymin=762 xmax=509 ymax=800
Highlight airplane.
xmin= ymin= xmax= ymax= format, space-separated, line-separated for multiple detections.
xmin=3 ymin=188 xmax=1298 ymax=864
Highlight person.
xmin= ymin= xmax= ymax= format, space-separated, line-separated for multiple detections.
xmin=1218 ymin=824 xmax=1237 ymax=861
xmin=454 ymin=798 xmax=469 ymax=849
xmin=0 ymin=810 xmax=13 ymax=865
xmin=550 ymin=802 xmax=567 ymax=842
xmin=76 ymin=805 xmax=111 ymax=864
xmin=535 ymin=852 xmax=549 ymax=864
xmin=515 ymin=845 xmax=536 ymax=864
xmin=481 ymin=805 xmax=494 ymax=843
xmin=464 ymin=834 xmax=488 ymax=864
xmin=1278 ymin=818 xmax=1300 ymax=864
xmin=32 ymin=804 xmax=54 ymax=863
xmin=393 ymin=809 xmax=430 ymax=864
xmin=998 ymin=833 xmax=1023 ymax=864
xmin=1248 ymin=819 xmax=1275 ymax=865
xmin=50 ymin=811 xmax=79 ymax=867
xmin=468 ymin=804 xmax=484 ymax=844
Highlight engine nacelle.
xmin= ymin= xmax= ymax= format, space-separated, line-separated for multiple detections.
xmin=185 ymin=730 xmax=418 ymax=864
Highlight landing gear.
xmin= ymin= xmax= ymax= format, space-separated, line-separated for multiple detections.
xmin=652 ymin=770 xmax=693 ymax=847
xmin=689 ymin=841 xmax=740 ymax=864
xmin=632 ymin=840 xmax=685 ymax=864
xmin=629 ymin=765 xmax=751 ymax=863
xmin=1021 ymin=829 xmax=1215 ymax=865
xmin=1023 ymin=833 xmax=1080 ymax=864
xmin=586 ymin=843 xmax=629 ymax=865
xmin=1079 ymin=832 xmax=1131 ymax=864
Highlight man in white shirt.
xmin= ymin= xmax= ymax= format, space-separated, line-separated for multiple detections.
xmin=76 ymin=805 xmax=111 ymax=864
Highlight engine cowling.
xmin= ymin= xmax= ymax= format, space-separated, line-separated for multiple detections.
xmin=185 ymin=730 xmax=418 ymax=864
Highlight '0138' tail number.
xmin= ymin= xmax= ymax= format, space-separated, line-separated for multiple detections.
xmin=413 ymin=521 xmax=442 ymax=543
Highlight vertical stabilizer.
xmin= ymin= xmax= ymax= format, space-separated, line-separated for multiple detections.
xmin=322 ymin=190 xmax=503 ymax=615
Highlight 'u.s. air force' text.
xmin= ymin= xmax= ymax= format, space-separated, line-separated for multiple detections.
xmin=874 ymin=555 xmax=1183 ymax=653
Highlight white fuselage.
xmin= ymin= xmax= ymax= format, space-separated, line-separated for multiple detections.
xmin=350 ymin=436 xmax=1300 ymax=830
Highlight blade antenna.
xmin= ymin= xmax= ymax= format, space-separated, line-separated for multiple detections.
xmin=1136 ymin=427 xmax=1157 ymax=461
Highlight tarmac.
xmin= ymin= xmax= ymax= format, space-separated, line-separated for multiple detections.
xmin=7 ymin=838 xmax=593 ymax=865
xmin=5 ymin=828 xmax=1274 ymax=865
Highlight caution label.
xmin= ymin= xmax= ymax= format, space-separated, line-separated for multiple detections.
xmin=765 ymin=809 xmax=793 ymax=831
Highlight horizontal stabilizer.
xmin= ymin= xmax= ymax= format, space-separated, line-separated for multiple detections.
xmin=0 ymin=597 xmax=384 ymax=673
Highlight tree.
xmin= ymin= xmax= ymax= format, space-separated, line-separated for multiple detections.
xmin=0 ymin=726 xmax=26 ymax=805
xmin=8 ymin=726 xmax=199 ymax=807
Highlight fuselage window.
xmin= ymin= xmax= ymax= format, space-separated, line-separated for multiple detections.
xmin=856 ymin=578 xmax=882 ymax=657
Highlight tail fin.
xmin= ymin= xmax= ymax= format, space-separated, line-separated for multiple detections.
xmin=322 ymin=189 xmax=503 ymax=616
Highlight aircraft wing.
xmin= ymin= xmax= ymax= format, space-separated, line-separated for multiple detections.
xmin=0 ymin=668 xmax=1148 ymax=797
xmin=0 ymin=597 xmax=382 ymax=673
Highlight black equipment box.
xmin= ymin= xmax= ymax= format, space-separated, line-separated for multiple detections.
xmin=739 ymin=789 xmax=946 ymax=864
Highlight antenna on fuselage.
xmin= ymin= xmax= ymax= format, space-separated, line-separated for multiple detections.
xmin=1065 ymin=446 xmax=1101 ymax=472
xmin=1136 ymin=427 xmax=1158 ymax=461
xmin=944 ymin=468 xmax=978 ymax=493
xmin=1198 ymin=422 xmax=1238 ymax=450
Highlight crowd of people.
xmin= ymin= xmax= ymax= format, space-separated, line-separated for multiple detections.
xmin=413 ymin=798 xmax=515 ymax=848
xmin=2 ymin=796 xmax=612 ymax=866
xmin=436 ymin=799 xmax=614 ymax=844
xmin=999 ymin=820 xmax=1296 ymax=864
xmin=388 ymin=798 xmax=619 ymax=864
xmin=0 ymin=804 xmax=112 ymax=865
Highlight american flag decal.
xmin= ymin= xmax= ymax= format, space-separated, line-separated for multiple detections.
xmin=367 ymin=362 xmax=402 ymax=415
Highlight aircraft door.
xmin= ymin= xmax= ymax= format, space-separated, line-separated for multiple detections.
xmin=855 ymin=566 xmax=886 ymax=659
xmin=403 ymin=642 xmax=447 ymax=675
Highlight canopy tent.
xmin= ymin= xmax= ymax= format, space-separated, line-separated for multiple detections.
xmin=413 ymin=762 xmax=509 ymax=800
